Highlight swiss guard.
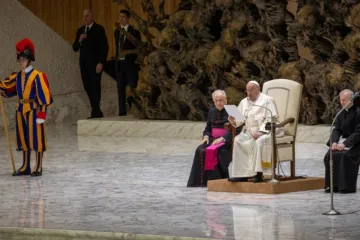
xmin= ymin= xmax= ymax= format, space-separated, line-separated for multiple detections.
xmin=0 ymin=38 xmax=53 ymax=177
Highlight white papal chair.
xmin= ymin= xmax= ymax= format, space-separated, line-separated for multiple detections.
xmin=261 ymin=79 xmax=303 ymax=178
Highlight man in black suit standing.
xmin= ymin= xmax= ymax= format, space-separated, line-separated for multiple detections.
xmin=73 ymin=9 xmax=109 ymax=118
xmin=114 ymin=10 xmax=141 ymax=116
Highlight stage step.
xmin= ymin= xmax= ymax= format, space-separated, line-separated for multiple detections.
xmin=77 ymin=116 xmax=330 ymax=143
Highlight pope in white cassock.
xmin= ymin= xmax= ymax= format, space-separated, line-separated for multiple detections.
xmin=228 ymin=80 xmax=284 ymax=183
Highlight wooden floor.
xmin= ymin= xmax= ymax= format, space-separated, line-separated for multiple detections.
xmin=207 ymin=177 xmax=325 ymax=194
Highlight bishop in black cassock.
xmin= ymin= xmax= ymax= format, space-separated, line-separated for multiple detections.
xmin=187 ymin=90 xmax=242 ymax=187
xmin=324 ymin=90 xmax=360 ymax=193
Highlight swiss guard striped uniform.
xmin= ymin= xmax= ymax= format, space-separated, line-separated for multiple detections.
xmin=0 ymin=38 xmax=53 ymax=177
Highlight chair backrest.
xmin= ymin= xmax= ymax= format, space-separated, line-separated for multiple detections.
xmin=262 ymin=79 xmax=303 ymax=137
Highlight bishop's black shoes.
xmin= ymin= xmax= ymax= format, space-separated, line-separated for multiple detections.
xmin=324 ymin=187 xmax=338 ymax=193
xmin=324 ymin=187 xmax=355 ymax=194
xmin=339 ymin=190 xmax=356 ymax=194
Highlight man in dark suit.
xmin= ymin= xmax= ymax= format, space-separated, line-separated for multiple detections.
xmin=73 ymin=9 xmax=109 ymax=118
xmin=114 ymin=9 xmax=141 ymax=116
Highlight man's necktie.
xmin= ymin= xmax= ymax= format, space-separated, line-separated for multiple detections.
xmin=85 ymin=26 xmax=89 ymax=33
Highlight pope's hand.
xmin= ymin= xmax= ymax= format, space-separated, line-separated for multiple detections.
xmin=228 ymin=116 xmax=236 ymax=126
xmin=252 ymin=132 xmax=262 ymax=140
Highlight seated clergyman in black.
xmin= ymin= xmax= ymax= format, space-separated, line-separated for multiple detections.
xmin=187 ymin=90 xmax=242 ymax=187
xmin=324 ymin=89 xmax=360 ymax=194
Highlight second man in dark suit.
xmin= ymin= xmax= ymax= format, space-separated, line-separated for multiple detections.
xmin=73 ymin=9 xmax=109 ymax=119
xmin=114 ymin=10 xmax=141 ymax=116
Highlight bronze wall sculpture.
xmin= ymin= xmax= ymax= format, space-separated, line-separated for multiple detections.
xmin=114 ymin=0 xmax=360 ymax=124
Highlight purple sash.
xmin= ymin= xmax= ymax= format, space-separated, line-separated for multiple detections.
xmin=205 ymin=128 xmax=229 ymax=171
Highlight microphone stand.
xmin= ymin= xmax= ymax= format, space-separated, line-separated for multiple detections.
xmin=322 ymin=93 xmax=358 ymax=215
xmin=248 ymin=100 xmax=279 ymax=184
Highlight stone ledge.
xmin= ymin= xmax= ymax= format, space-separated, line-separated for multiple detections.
xmin=77 ymin=116 xmax=330 ymax=143
xmin=0 ymin=227 xmax=215 ymax=240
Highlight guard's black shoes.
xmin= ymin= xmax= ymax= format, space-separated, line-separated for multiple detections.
xmin=12 ymin=171 xmax=31 ymax=176
xmin=30 ymin=171 xmax=42 ymax=177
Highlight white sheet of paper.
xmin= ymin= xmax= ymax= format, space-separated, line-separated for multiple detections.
xmin=224 ymin=105 xmax=245 ymax=121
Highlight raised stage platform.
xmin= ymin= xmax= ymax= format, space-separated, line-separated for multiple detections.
xmin=207 ymin=177 xmax=325 ymax=194
xmin=77 ymin=115 xmax=331 ymax=143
